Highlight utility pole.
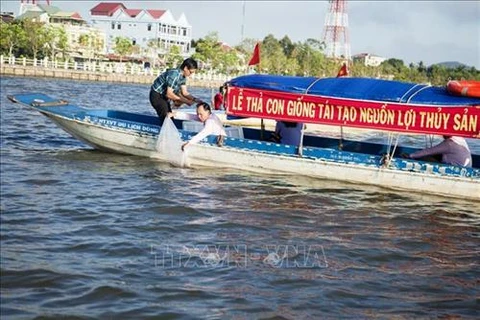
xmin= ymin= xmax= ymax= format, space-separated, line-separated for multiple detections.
xmin=241 ymin=1 xmax=246 ymax=42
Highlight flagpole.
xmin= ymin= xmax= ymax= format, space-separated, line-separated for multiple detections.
xmin=241 ymin=1 xmax=246 ymax=42
xmin=246 ymin=42 xmax=263 ymax=138
xmin=336 ymin=62 xmax=348 ymax=149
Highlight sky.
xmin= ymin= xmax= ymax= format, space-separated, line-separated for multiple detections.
xmin=1 ymin=0 xmax=479 ymax=69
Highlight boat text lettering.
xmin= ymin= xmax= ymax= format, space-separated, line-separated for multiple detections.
xmin=397 ymin=110 xmax=417 ymax=129
xmin=317 ymin=104 xmax=335 ymax=120
xmin=97 ymin=118 xmax=157 ymax=133
xmin=226 ymin=87 xmax=480 ymax=137
xmin=418 ymin=111 xmax=450 ymax=130
xmin=266 ymin=98 xmax=285 ymax=116
xmin=453 ymin=114 xmax=477 ymax=132
xmin=98 ymin=118 xmax=117 ymax=126
xmin=337 ymin=105 xmax=359 ymax=123
xmin=231 ymin=95 xmax=243 ymax=111
xmin=246 ymin=96 xmax=263 ymax=113
xmin=286 ymin=100 xmax=316 ymax=118
xmin=358 ymin=107 xmax=395 ymax=126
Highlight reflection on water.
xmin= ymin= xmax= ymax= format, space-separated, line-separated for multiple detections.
xmin=1 ymin=76 xmax=479 ymax=318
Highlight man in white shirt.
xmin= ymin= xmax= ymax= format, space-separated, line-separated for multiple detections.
xmin=408 ymin=135 xmax=472 ymax=167
xmin=181 ymin=102 xmax=227 ymax=151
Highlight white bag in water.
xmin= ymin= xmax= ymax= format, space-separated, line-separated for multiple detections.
xmin=155 ymin=117 xmax=188 ymax=167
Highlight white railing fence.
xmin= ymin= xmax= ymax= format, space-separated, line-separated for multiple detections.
xmin=0 ymin=55 xmax=233 ymax=82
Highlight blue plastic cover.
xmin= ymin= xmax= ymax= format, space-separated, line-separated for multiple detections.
xmin=228 ymin=74 xmax=480 ymax=106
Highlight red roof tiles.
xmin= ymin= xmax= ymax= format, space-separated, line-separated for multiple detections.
xmin=146 ymin=9 xmax=165 ymax=19
xmin=90 ymin=2 xmax=126 ymax=16
xmin=90 ymin=3 xmax=166 ymax=19
xmin=125 ymin=9 xmax=142 ymax=17
xmin=71 ymin=12 xmax=83 ymax=20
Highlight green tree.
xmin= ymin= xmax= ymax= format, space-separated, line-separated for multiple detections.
xmin=426 ymin=64 xmax=448 ymax=85
xmin=56 ymin=26 xmax=68 ymax=60
xmin=380 ymin=58 xmax=405 ymax=73
xmin=192 ymin=32 xmax=224 ymax=70
xmin=79 ymin=31 xmax=104 ymax=61
xmin=0 ymin=21 xmax=27 ymax=56
xmin=20 ymin=20 xmax=47 ymax=60
xmin=304 ymin=38 xmax=324 ymax=51
xmin=113 ymin=36 xmax=133 ymax=62
xmin=407 ymin=64 xmax=428 ymax=83
xmin=292 ymin=39 xmax=327 ymax=76
xmin=349 ymin=60 xmax=372 ymax=77
xmin=218 ymin=49 xmax=240 ymax=74
xmin=147 ymin=38 xmax=164 ymax=67
xmin=279 ymin=35 xmax=294 ymax=58
xmin=91 ymin=31 xmax=104 ymax=61
xmin=44 ymin=24 xmax=67 ymax=60
xmin=235 ymin=37 xmax=258 ymax=55
xmin=234 ymin=37 xmax=258 ymax=67
xmin=165 ymin=45 xmax=182 ymax=68
xmin=79 ymin=33 xmax=93 ymax=61
xmin=259 ymin=34 xmax=286 ymax=74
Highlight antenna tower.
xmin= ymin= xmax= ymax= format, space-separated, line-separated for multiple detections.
xmin=322 ymin=0 xmax=351 ymax=62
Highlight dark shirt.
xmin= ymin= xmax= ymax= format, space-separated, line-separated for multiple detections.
xmin=151 ymin=68 xmax=186 ymax=97
xmin=275 ymin=122 xmax=303 ymax=145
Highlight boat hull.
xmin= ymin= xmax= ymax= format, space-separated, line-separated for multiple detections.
xmin=42 ymin=110 xmax=480 ymax=201
xmin=45 ymin=113 xmax=159 ymax=157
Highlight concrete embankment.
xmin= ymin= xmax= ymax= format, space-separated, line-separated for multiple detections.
xmin=0 ymin=64 xmax=226 ymax=88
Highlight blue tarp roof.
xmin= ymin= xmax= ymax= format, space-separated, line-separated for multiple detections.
xmin=228 ymin=75 xmax=480 ymax=106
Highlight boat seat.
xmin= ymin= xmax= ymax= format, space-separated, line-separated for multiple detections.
xmin=182 ymin=121 xmax=244 ymax=139
xmin=182 ymin=120 xmax=204 ymax=132
xmin=224 ymin=126 xmax=244 ymax=139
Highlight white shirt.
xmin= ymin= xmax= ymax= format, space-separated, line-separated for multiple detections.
xmin=184 ymin=113 xmax=227 ymax=145
xmin=410 ymin=137 xmax=472 ymax=167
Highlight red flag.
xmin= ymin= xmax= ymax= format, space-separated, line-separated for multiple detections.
xmin=336 ymin=63 xmax=349 ymax=77
xmin=248 ymin=43 xmax=260 ymax=66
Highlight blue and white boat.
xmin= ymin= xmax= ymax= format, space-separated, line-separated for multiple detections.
xmin=7 ymin=75 xmax=480 ymax=200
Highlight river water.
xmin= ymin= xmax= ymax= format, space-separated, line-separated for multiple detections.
xmin=1 ymin=76 xmax=479 ymax=319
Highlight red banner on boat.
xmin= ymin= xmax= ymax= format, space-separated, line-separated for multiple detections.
xmin=226 ymin=86 xmax=480 ymax=138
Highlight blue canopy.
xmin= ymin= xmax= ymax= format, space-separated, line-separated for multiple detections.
xmin=228 ymin=74 xmax=480 ymax=106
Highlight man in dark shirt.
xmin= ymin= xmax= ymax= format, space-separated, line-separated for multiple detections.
xmin=149 ymin=58 xmax=200 ymax=123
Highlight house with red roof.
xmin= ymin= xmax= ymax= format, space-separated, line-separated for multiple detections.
xmin=16 ymin=2 xmax=107 ymax=59
xmin=18 ymin=2 xmax=87 ymax=25
xmin=90 ymin=2 xmax=192 ymax=57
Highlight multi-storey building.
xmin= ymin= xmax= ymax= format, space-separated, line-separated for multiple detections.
xmin=0 ymin=12 xmax=15 ymax=23
xmin=17 ymin=2 xmax=107 ymax=59
xmin=89 ymin=2 xmax=192 ymax=57
xmin=352 ymin=53 xmax=387 ymax=67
